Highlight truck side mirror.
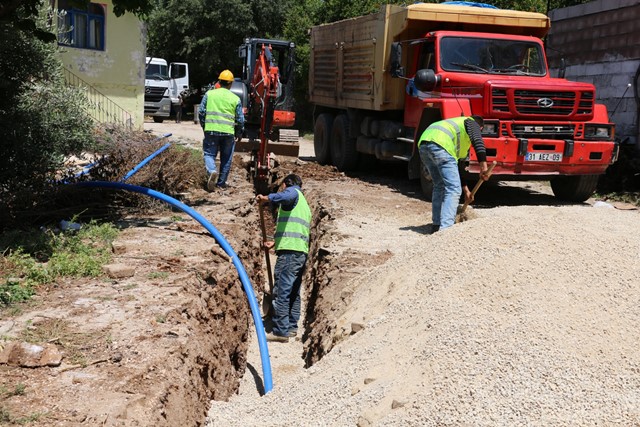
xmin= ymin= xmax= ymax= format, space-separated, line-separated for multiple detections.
xmin=390 ymin=42 xmax=404 ymax=78
xmin=558 ymin=58 xmax=566 ymax=79
xmin=414 ymin=69 xmax=440 ymax=92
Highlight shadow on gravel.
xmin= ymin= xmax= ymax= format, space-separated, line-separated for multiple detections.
xmin=345 ymin=161 xmax=582 ymax=209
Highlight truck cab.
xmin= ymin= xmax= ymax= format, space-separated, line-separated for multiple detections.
xmin=402 ymin=29 xmax=616 ymax=200
xmin=144 ymin=57 xmax=189 ymax=123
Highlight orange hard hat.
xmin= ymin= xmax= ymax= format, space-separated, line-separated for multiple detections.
xmin=218 ymin=69 xmax=234 ymax=82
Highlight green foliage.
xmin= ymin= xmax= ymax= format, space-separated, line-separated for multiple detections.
xmin=0 ymin=4 xmax=96 ymax=227
xmin=0 ymin=221 xmax=119 ymax=307
xmin=146 ymin=0 xmax=295 ymax=90
xmin=318 ymin=0 xmax=383 ymax=22
xmin=0 ymin=278 xmax=35 ymax=306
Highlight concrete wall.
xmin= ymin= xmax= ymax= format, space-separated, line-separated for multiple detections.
xmin=56 ymin=0 xmax=145 ymax=129
xmin=547 ymin=0 xmax=640 ymax=146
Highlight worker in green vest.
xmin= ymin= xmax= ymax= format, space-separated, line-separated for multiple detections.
xmin=198 ymin=69 xmax=244 ymax=191
xmin=418 ymin=115 xmax=489 ymax=231
xmin=256 ymin=174 xmax=311 ymax=343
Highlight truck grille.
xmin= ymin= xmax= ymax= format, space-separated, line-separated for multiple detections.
xmin=144 ymin=86 xmax=166 ymax=103
xmin=491 ymin=89 xmax=594 ymax=117
xmin=510 ymin=123 xmax=575 ymax=140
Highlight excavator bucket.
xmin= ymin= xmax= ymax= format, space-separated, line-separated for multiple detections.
xmin=236 ymin=129 xmax=300 ymax=158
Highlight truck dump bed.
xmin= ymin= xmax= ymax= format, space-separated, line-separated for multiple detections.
xmin=309 ymin=3 xmax=550 ymax=111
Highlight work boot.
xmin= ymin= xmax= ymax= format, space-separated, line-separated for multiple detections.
xmin=207 ymin=172 xmax=217 ymax=192
xmin=266 ymin=332 xmax=289 ymax=343
xmin=287 ymin=329 xmax=298 ymax=337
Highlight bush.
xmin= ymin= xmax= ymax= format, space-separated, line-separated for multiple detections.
xmin=0 ymin=4 xmax=95 ymax=229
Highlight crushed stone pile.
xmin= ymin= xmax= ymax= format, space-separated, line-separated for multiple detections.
xmin=207 ymin=204 xmax=640 ymax=426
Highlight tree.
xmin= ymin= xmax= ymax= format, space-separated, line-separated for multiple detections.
xmin=146 ymin=0 xmax=293 ymax=91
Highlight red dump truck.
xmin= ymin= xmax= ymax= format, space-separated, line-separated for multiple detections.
xmin=309 ymin=3 xmax=618 ymax=201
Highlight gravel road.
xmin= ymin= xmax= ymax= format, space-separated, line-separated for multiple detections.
xmin=206 ymin=181 xmax=640 ymax=426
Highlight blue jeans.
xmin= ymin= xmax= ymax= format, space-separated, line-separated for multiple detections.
xmin=272 ymin=251 xmax=307 ymax=336
xmin=419 ymin=142 xmax=461 ymax=230
xmin=203 ymin=131 xmax=235 ymax=186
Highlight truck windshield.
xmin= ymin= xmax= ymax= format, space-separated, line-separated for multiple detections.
xmin=145 ymin=63 xmax=169 ymax=80
xmin=440 ymin=36 xmax=545 ymax=76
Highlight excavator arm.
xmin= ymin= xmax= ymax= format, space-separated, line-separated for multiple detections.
xmin=251 ymin=44 xmax=281 ymax=187
xmin=236 ymin=38 xmax=298 ymax=194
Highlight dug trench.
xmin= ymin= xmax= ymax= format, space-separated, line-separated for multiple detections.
xmin=0 ymin=151 xmax=389 ymax=426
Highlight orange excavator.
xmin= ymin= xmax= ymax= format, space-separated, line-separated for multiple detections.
xmin=233 ymin=38 xmax=298 ymax=194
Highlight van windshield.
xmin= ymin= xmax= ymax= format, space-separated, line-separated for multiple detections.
xmin=145 ymin=63 xmax=169 ymax=80
xmin=440 ymin=36 xmax=545 ymax=76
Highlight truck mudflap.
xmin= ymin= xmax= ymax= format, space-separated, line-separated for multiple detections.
xmin=467 ymin=137 xmax=616 ymax=176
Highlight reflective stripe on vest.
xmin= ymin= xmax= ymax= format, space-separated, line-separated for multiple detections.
xmin=275 ymin=189 xmax=311 ymax=254
xmin=418 ymin=117 xmax=472 ymax=161
xmin=204 ymin=88 xmax=239 ymax=134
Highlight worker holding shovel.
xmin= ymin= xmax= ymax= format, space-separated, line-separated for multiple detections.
xmin=256 ymin=174 xmax=311 ymax=343
xmin=418 ymin=115 xmax=490 ymax=232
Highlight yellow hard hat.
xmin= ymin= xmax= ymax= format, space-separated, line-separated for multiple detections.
xmin=218 ymin=69 xmax=234 ymax=82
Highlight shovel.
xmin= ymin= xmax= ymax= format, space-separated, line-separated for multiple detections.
xmin=258 ymin=202 xmax=274 ymax=317
xmin=456 ymin=160 xmax=497 ymax=222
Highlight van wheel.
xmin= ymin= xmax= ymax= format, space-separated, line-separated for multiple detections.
xmin=330 ymin=114 xmax=359 ymax=171
xmin=314 ymin=113 xmax=333 ymax=165
xmin=550 ymin=175 xmax=599 ymax=202
xmin=420 ymin=165 xmax=434 ymax=202
xmin=153 ymin=117 xmax=164 ymax=123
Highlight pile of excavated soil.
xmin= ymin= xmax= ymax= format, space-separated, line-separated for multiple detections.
xmin=207 ymin=171 xmax=640 ymax=426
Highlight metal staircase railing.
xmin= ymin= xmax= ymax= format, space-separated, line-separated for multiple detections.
xmin=63 ymin=67 xmax=133 ymax=129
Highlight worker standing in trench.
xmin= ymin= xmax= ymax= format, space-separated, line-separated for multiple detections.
xmin=418 ymin=115 xmax=489 ymax=232
xmin=256 ymin=174 xmax=311 ymax=343
xmin=198 ymin=70 xmax=245 ymax=191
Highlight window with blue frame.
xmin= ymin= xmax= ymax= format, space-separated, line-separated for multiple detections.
xmin=57 ymin=1 xmax=105 ymax=50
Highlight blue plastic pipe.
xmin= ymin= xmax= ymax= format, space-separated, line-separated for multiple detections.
xmin=76 ymin=181 xmax=273 ymax=393
xmin=121 ymin=141 xmax=172 ymax=182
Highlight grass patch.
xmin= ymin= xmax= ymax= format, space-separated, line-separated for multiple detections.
xmin=147 ymin=271 xmax=169 ymax=280
xmin=0 ymin=221 xmax=119 ymax=307
xmin=595 ymin=191 xmax=640 ymax=206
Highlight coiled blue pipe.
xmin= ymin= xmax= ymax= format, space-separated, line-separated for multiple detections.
xmin=76 ymin=181 xmax=273 ymax=393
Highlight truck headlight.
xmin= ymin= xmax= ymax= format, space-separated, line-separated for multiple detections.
xmin=481 ymin=120 xmax=499 ymax=137
xmin=584 ymin=124 xmax=613 ymax=140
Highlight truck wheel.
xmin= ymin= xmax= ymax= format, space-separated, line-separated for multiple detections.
xmin=420 ymin=165 xmax=434 ymax=202
xmin=153 ymin=117 xmax=164 ymax=123
xmin=550 ymin=175 xmax=599 ymax=202
xmin=314 ymin=113 xmax=333 ymax=165
xmin=330 ymin=114 xmax=359 ymax=171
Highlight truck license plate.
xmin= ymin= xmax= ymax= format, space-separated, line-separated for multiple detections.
xmin=525 ymin=152 xmax=563 ymax=162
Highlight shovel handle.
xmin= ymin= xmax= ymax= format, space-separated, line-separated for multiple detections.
xmin=258 ymin=203 xmax=274 ymax=291
xmin=461 ymin=160 xmax=497 ymax=212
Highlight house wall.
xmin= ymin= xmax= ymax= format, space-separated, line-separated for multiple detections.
xmin=547 ymin=0 xmax=640 ymax=147
xmin=57 ymin=0 xmax=145 ymax=129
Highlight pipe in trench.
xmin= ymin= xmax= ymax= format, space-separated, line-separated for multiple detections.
xmin=75 ymin=181 xmax=274 ymax=393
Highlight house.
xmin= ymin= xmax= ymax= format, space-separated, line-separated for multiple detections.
xmin=546 ymin=0 xmax=640 ymax=151
xmin=53 ymin=0 xmax=145 ymax=129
